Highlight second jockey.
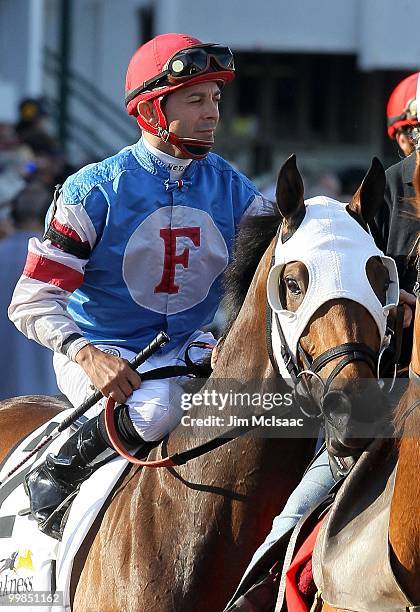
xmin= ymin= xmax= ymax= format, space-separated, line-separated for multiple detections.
xmin=8 ymin=32 xmax=271 ymax=538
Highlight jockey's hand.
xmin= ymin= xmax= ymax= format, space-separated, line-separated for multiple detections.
xmin=399 ymin=289 xmax=416 ymax=328
xmin=75 ymin=345 xmax=141 ymax=404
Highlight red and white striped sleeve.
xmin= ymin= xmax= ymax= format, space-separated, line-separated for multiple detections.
xmin=8 ymin=193 xmax=98 ymax=355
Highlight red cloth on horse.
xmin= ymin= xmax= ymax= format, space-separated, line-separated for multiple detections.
xmin=285 ymin=518 xmax=325 ymax=612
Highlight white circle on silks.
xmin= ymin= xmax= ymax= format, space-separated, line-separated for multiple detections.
xmin=122 ymin=205 xmax=229 ymax=315
xmin=266 ymin=196 xmax=400 ymax=381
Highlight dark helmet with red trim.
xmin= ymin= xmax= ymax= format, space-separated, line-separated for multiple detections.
xmin=386 ymin=72 xmax=419 ymax=140
xmin=125 ymin=33 xmax=235 ymax=159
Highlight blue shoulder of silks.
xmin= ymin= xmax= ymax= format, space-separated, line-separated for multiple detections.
xmin=204 ymin=152 xmax=258 ymax=191
xmin=203 ymin=152 xmax=260 ymax=212
xmin=60 ymin=145 xmax=139 ymax=205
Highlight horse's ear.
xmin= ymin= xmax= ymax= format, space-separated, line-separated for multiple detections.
xmin=348 ymin=157 xmax=385 ymax=225
xmin=276 ymin=155 xmax=305 ymax=242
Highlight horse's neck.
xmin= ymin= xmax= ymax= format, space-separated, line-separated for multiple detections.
xmin=388 ymin=299 xmax=420 ymax=601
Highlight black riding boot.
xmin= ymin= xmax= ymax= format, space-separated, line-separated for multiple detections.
xmin=24 ymin=405 xmax=141 ymax=539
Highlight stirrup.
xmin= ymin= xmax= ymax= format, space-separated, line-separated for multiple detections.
xmin=38 ymin=489 xmax=79 ymax=541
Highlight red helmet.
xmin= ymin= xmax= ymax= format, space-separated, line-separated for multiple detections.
xmin=386 ymin=72 xmax=419 ymax=140
xmin=125 ymin=33 xmax=235 ymax=159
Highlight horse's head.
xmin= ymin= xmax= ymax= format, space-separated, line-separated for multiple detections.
xmin=267 ymin=155 xmax=400 ymax=457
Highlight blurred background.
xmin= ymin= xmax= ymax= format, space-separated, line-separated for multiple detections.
xmin=0 ymin=0 xmax=419 ymax=398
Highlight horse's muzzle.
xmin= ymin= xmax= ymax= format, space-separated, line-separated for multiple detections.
xmin=322 ymin=382 xmax=391 ymax=457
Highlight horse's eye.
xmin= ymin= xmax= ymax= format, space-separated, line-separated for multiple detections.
xmin=285 ymin=277 xmax=301 ymax=295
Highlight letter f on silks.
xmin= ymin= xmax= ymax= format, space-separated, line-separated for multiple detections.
xmin=155 ymin=227 xmax=201 ymax=294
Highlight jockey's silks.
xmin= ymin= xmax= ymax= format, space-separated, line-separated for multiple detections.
xmin=9 ymin=138 xmax=270 ymax=353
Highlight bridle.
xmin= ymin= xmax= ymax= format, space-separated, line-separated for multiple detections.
xmin=269 ymin=311 xmax=378 ymax=418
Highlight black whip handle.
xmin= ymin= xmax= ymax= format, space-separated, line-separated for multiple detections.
xmin=57 ymin=331 xmax=170 ymax=433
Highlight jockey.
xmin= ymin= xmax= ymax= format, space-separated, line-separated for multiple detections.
xmin=386 ymin=72 xmax=419 ymax=157
xmin=8 ymin=32 xmax=271 ymax=538
xmin=371 ymin=72 xmax=419 ymax=367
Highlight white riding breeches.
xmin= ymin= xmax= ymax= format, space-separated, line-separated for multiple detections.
xmin=52 ymin=330 xmax=215 ymax=442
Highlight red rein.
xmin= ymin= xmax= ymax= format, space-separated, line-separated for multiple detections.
xmin=104 ymin=397 xmax=176 ymax=467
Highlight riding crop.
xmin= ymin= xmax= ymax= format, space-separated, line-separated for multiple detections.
xmin=0 ymin=331 xmax=170 ymax=486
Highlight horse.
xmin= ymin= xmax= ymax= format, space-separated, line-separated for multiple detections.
xmin=320 ymin=155 xmax=420 ymax=612
xmin=0 ymin=154 xmax=392 ymax=611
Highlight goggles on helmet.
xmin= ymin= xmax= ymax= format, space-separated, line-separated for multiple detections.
xmin=125 ymin=44 xmax=234 ymax=105
xmin=387 ymin=97 xmax=418 ymax=128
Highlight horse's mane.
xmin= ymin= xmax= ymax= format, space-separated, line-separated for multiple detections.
xmin=221 ymin=213 xmax=281 ymax=339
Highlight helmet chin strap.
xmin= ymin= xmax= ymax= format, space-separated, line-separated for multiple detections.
xmin=171 ymin=139 xmax=213 ymax=159
xmin=136 ymin=96 xmax=213 ymax=160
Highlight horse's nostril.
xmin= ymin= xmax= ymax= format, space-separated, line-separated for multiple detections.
xmin=322 ymin=389 xmax=352 ymax=417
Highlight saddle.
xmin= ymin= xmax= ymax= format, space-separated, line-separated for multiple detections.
xmin=223 ymin=483 xmax=339 ymax=612
xmin=312 ymin=438 xmax=418 ymax=611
